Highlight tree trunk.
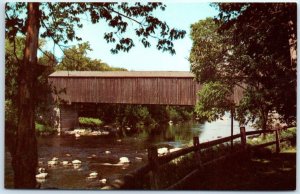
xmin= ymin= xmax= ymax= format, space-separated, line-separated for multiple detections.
xmin=12 ymin=2 xmax=40 ymax=188
xmin=260 ymin=109 xmax=268 ymax=140
xmin=288 ymin=20 xmax=297 ymax=69
xmin=230 ymin=108 xmax=234 ymax=150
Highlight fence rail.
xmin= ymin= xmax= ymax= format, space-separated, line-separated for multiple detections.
xmin=118 ymin=127 xmax=286 ymax=189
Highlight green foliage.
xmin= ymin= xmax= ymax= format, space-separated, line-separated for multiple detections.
xmin=121 ymin=105 xmax=156 ymax=131
xmin=35 ymin=122 xmax=45 ymax=132
xmin=195 ymin=82 xmax=233 ymax=122
xmin=215 ymin=3 xmax=297 ymax=126
xmin=78 ymin=117 xmax=103 ymax=127
xmin=5 ymin=36 xmax=57 ymax=130
xmin=190 ymin=4 xmax=297 ymax=129
xmin=190 ymin=18 xmax=229 ymax=83
xmin=5 ymin=37 xmax=24 ymax=103
xmin=95 ymin=104 xmax=194 ymax=133
xmin=55 ymin=42 xmax=126 ymax=71
xmin=190 ymin=18 xmax=236 ymax=122
xmin=35 ymin=122 xmax=55 ymax=134
xmin=248 ymin=127 xmax=296 ymax=153
xmin=165 ymin=106 xmax=194 ymax=123
xmin=6 ymin=2 xmax=186 ymax=55
xmin=166 ymin=106 xmax=180 ymax=122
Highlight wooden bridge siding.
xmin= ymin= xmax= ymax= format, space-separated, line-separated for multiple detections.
xmin=49 ymin=77 xmax=200 ymax=105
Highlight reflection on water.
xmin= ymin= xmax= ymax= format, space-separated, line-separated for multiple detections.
xmin=5 ymin=115 xmax=254 ymax=189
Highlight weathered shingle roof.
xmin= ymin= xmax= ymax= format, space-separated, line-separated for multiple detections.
xmin=49 ymin=71 xmax=195 ymax=78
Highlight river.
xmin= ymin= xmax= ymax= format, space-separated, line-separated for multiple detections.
xmin=5 ymin=116 xmax=254 ymax=189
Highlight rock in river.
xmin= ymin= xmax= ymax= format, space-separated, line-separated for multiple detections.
xmin=36 ymin=172 xmax=48 ymax=179
xmin=48 ymin=160 xmax=58 ymax=166
xmin=158 ymin=147 xmax=168 ymax=156
xmin=119 ymin=157 xmax=130 ymax=164
xmin=72 ymin=159 xmax=82 ymax=164
xmin=99 ymin=179 xmax=107 ymax=184
xmin=88 ymin=171 xmax=98 ymax=179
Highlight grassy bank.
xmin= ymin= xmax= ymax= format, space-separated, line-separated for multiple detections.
xmin=248 ymin=127 xmax=296 ymax=152
xmin=137 ymin=128 xmax=296 ymax=189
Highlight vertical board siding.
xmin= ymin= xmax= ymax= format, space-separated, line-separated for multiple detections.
xmin=49 ymin=77 xmax=201 ymax=105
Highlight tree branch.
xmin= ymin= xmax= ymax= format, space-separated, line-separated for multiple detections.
xmin=106 ymin=7 xmax=143 ymax=26
xmin=106 ymin=7 xmax=162 ymax=40
xmin=40 ymin=19 xmax=86 ymax=67
xmin=38 ymin=47 xmax=57 ymax=64
xmin=13 ymin=36 xmax=22 ymax=65
xmin=5 ymin=12 xmax=22 ymax=65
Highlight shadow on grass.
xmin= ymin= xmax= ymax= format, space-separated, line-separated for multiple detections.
xmin=178 ymin=148 xmax=296 ymax=190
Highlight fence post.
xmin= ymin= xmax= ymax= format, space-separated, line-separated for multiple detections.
xmin=240 ymin=126 xmax=246 ymax=149
xmin=275 ymin=129 xmax=281 ymax=153
xmin=193 ymin=137 xmax=202 ymax=168
xmin=230 ymin=108 xmax=234 ymax=150
xmin=123 ymin=173 xmax=135 ymax=189
xmin=148 ymin=146 xmax=159 ymax=189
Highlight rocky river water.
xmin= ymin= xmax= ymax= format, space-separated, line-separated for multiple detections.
xmin=5 ymin=116 xmax=254 ymax=189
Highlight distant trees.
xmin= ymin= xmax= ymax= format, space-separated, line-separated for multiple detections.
xmin=55 ymin=42 xmax=126 ymax=71
xmin=94 ymin=104 xmax=194 ymax=134
xmin=190 ymin=3 xmax=296 ymax=129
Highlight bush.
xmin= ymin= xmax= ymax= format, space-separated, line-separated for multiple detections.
xmin=35 ymin=122 xmax=55 ymax=135
xmin=79 ymin=117 xmax=102 ymax=127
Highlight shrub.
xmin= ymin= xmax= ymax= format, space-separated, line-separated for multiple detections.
xmin=166 ymin=106 xmax=182 ymax=122
xmin=35 ymin=122 xmax=55 ymax=135
xmin=79 ymin=117 xmax=102 ymax=127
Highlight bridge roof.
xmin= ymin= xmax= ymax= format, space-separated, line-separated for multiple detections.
xmin=49 ymin=71 xmax=195 ymax=78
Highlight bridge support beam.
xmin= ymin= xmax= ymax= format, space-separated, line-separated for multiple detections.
xmin=59 ymin=104 xmax=79 ymax=132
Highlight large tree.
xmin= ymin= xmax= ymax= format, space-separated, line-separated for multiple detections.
xmin=5 ymin=2 xmax=186 ymax=188
xmin=216 ymin=3 xmax=296 ymax=126
xmin=190 ymin=3 xmax=296 ymax=130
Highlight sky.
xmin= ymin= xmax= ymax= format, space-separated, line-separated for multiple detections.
xmin=42 ymin=2 xmax=219 ymax=71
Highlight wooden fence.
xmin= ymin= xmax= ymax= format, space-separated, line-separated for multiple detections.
xmin=113 ymin=127 xmax=288 ymax=190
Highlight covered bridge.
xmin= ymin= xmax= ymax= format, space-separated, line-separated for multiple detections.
xmin=48 ymin=71 xmax=244 ymax=131
xmin=48 ymin=71 xmax=202 ymax=131
xmin=49 ymin=71 xmax=201 ymax=105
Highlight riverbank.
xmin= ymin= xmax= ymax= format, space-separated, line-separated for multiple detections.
xmin=172 ymin=128 xmax=297 ymax=190
xmin=137 ymin=127 xmax=297 ymax=190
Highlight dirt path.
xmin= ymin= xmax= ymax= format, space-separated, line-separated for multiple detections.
xmin=179 ymin=149 xmax=296 ymax=190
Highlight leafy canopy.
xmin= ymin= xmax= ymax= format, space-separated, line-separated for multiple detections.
xmin=6 ymin=2 xmax=186 ymax=55
xmin=190 ymin=3 xmax=296 ymax=128
xmin=195 ymin=82 xmax=234 ymax=122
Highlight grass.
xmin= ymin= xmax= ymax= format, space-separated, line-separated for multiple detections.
xmin=248 ymin=127 xmax=296 ymax=152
